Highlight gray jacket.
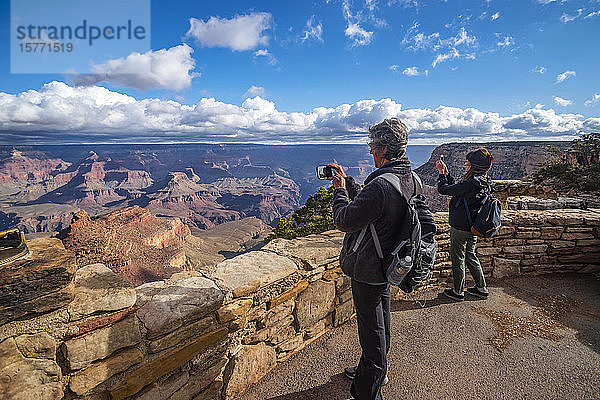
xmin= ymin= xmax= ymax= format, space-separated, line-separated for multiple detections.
xmin=333 ymin=158 xmax=414 ymax=284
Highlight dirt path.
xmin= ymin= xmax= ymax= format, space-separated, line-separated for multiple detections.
xmin=238 ymin=273 xmax=600 ymax=400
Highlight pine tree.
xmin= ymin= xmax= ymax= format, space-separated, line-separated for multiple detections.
xmin=265 ymin=186 xmax=335 ymax=243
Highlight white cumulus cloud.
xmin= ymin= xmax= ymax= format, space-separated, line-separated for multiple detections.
xmin=0 ymin=82 xmax=596 ymax=144
xmin=243 ymin=86 xmax=266 ymax=98
xmin=344 ymin=22 xmax=373 ymax=46
xmin=556 ymin=70 xmax=576 ymax=83
xmin=433 ymin=49 xmax=460 ymax=67
xmin=560 ymin=9 xmax=583 ymax=23
xmin=585 ymin=94 xmax=600 ymax=107
xmin=404 ymin=23 xmax=477 ymax=68
xmin=553 ymin=96 xmax=572 ymax=106
xmin=186 ymin=13 xmax=272 ymax=51
xmin=497 ymin=36 xmax=514 ymax=47
xmin=585 ymin=11 xmax=600 ymax=18
xmin=73 ymin=45 xmax=198 ymax=91
xmin=254 ymin=49 xmax=278 ymax=65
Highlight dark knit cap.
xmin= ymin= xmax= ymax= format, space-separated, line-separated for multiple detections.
xmin=466 ymin=148 xmax=494 ymax=170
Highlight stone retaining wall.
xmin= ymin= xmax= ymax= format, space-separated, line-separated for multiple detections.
xmin=430 ymin=209 xmax=600 ymax=289
xmin=1 ymin=209 xmax=599 ymax=400
xmin=491 ymin=180 xmax=558 ymax=201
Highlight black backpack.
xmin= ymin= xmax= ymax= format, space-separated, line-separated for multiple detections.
xmin=461 ymin=193 xmax=502 ymax=238
xmin=356 ymin=172 xmax=438 ymax=293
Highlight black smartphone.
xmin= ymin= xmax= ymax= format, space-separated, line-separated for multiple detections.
xmin=316 ymin=165 xmax=334 ymax=179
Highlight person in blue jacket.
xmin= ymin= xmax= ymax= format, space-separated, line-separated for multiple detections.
xmin=436 ymin=148 xmax=493 ymax=301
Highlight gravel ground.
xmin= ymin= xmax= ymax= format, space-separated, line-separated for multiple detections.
xmin=238 ymin=273 xmax=600 ymax=400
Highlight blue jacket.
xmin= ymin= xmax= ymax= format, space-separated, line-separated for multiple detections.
xmin=437 ymin=174 xmax=492 ymax=232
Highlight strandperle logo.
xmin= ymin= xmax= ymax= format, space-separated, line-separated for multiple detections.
xmin=10 ymin=0 xmax=151 ymax=74
xmin=15 ymin=20 xmax=147 ymax=46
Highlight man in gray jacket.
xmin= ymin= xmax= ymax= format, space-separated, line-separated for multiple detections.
xmin=328 ymin=118 xmax=414 ymax=400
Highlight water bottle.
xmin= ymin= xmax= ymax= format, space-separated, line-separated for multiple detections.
xmin=397 ymin=255 xmax=412 ymax=272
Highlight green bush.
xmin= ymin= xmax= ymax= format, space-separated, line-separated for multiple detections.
xmin=265 ymin=186 xmax=335 ymax=243
xmin=531 ymin=132 xmax=600 ymax=192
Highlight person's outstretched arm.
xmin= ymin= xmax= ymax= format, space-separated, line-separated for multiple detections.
xmin=332 ymin=179 xmax=384 ymax=233
xmin=344 ymin=176 xmax=361 ymax=200
xmin=437 ymin=174 xmax=472 ymax=197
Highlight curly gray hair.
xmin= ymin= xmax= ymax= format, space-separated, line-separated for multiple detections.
xmin=368 ymin=118 xmax=409 ymax=160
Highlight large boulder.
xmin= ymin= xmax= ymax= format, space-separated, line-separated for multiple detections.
xmin=295 ymin=279 xmax=336 ymax=330
xmin=14 ymin=332 xmax=56 ymax=359
xmin=68 ymin=263 xmax=137 ymax=320
xmin=211 ymin=251 xmax=298 ymax=298
xmin=69 ymin=348 xmax=143 ymax=395
xmin=136 ymin=276 xmax=224 ymax=339
xmin=0 ymin=336 xmax=63 ymax=400
xmin=62 ymin=316 xmax=142 ymax=370
xmin=223 ymin=343 xmax=277 ymax=399
xmin=263 ymin=232 xmax=342 ymax=270
xmin=0 ymin=238 xmax=76 ymax=326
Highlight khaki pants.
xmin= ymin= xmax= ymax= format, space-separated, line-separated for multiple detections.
xmin=450 ymin=226 xmax=486 ymax=293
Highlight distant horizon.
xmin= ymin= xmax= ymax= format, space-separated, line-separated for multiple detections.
xmin=1 ymin=1 xmax=598 ymax=145
xmin=0 ymin=138 xmax=573 ymax=147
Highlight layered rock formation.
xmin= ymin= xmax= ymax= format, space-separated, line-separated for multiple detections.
xmin=61 ymin=207 xmax=190 ymax=286
xmin=415 ymin=141 xmax=570 ymax=186
xmin=31 ymin=151 xmax=153 ymax=207
xmin=0 ymin=149 xmax=72 ymax=202
xmin=0 ymin=237 xmax=76 ymax=326
xmin=0 ymin=147 xmax=302 ymax=232
xmin=1 ymin=204 xmax=599 ymax=399
xmin=60 ymin=206 xmax=272 ymax=286
xmin=142 ymin=172 xmax=300 ymax=229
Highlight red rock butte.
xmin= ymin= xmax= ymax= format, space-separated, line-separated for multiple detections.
xmin=62 ymin=206 xmax=190 ymax=286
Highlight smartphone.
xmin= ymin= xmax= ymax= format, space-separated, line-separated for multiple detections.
xmin=316 ymin=165 xmax=334 ymax=179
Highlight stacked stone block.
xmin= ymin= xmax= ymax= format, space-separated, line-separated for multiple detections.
xmin=430 ymin=209 xmax=600 ymax=285
xmin=0 ymin=231 xmax=354 ymax=400
xmin=1 ymin=208 xmax=598 ymax=400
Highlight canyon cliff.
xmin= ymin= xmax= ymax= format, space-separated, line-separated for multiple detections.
xmin=415 ymin=141 xmax=569 ymax=186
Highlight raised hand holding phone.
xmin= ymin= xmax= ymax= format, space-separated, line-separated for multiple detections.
xmin=326 ymin=163 xmax=346 ymax=189
xmin=436 ymin=156 xmax=448 ymax=174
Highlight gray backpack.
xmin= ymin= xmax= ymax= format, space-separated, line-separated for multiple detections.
xmin=353 ymin=172 xmax=438 ymax=293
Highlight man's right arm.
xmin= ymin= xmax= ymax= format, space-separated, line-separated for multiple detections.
xmin=332 ymin=181 xmax=384 ymax=232
xmin=344 ymin=176 xmax=361 ymax=200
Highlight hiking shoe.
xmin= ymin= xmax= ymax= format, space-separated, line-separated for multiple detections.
xmin=344 ymin=366 xmax=389 ymax=385
xmin=443 ymin=288 xmax=464 ymax=301
xmin=344 ymin=366 xmax=357 ymax=380
xmin=467 ymin=287 xmax=489 ymax=299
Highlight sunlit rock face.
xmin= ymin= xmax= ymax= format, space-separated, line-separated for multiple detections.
xmin=0 ymin=146 xmax=303 ymax=233
xmin=61 ymin=207 xmax=191 ymax=286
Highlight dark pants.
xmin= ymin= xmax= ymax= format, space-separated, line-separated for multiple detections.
xmin=350 ymin=279 xmax=391 ymax=400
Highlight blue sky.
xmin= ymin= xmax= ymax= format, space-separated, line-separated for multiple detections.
xmin=0 ymin=0 xmax=599 ymax=144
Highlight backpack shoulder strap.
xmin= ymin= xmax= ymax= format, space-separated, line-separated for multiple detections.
xmin=379 ymin=172 xmax=423 ymax=200
xmin=411 ymin=171 xmax=423 ymax=196
xmin=370 ymin=223 xmax=384 ymax=258
xmin=370 ymin=172 xmax=419 ymax=259
xmin=378 ymin=173 xmax=410 ymax=203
